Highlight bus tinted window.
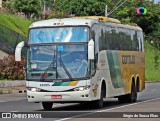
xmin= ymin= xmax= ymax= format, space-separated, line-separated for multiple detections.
xmin=92 ymin=24 xmax=143 ymax=51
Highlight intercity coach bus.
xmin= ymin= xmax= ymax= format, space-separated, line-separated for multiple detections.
xmin=15 ymin=16 xmax=145 ymax=110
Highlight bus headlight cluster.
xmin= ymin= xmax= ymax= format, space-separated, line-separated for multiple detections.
xmin=27 ymin=87 xmax=41 ymax=92
xmin=73 ymin=85 xmax=90 ymax=91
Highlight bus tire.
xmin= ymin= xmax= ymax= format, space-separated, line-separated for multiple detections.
xmin=126 ymin=82 xmax=137 ymax=103
xmin=94 ymin=86 xmax=104 ymax=109
xmin=42 ymin=102 xmax=53 ymax=110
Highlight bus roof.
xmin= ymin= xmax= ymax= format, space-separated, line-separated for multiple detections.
xmin=73 ymin=16 xmax=121 ymax=24
xmin=29 ymin=18 xmax=98 ymax=28
xmin=29 ymin=16 xmax=142 ymax=31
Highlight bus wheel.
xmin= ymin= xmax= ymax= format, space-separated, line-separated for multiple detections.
xmin=126 ymin=82 xmax=137 ymax=103
xmin=118 ymin=83 xmax=137 ymax=103
xmin=94 ymin=87 xmax=104 ymax=109
xmin=42 ymin=102 xmax=53 ymax=110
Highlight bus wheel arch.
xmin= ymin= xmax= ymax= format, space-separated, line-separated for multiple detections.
xmin=101 ymin=80 xmax=106 ymax=98
xmin=94 ymin=79 xmax=106 ymax=109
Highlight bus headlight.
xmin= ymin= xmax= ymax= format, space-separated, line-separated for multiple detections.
xmin=27 ymin=87 xmax=41 ymax=92
xmin=73 ymin=85 xmax=90 ymax=91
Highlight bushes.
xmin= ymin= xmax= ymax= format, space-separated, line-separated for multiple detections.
xmin=0 ymin=55 xmax=25 ymax=80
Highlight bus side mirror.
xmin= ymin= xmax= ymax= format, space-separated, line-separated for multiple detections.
xmin=15 ymin=41 xmax=25 ymax=61
xmin=88 ymin=39 xmax=95 ymax=60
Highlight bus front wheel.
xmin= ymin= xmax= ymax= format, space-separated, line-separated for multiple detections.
xmin=94 ymin=86 xmax=104 ymax=109
xmin=42 ymin=102 xmax=53 ymax=110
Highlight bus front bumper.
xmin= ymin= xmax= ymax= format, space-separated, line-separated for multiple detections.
xmin=27 ymin=89 xmax=93 ymax=102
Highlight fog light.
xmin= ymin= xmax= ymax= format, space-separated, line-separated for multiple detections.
xmin=85 ymin=94 xmax=89 ymax=97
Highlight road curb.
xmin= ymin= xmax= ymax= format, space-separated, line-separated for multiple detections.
xmin=0 ymin=86 xmax=26 ymax=94
xmin=0 ymin=80 xmax=26 ymax=95
xmin=0 ymin=80 xmax=26 ymax=87
xmin=146 ymin=81 xmax=160 ymax=83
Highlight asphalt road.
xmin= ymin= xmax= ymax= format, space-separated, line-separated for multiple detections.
xmin=0 ymin=83 xmax=160 ymax=121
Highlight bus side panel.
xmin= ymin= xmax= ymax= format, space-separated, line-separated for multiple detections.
xmin=96 ymin=50 xmax=126 ymax=98
xmin=117 ymin=51 xmax=145 ymax=94
xmin=106 ymin=50 xmax=145 ymax=96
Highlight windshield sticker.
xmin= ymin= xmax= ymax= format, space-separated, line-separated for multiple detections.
xmin=31 ymin=64 xmax=37 ymax=69
xmin=58 ymin=46 xmax=64 ymax=52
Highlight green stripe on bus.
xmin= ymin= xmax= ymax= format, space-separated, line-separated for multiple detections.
xmin=60 ymin=82 xmax=70 ymax=86
xmin=107 ymin=51 xmax=124 ymax=88
xmin=52 ymin=82 xmax=62 ymax=86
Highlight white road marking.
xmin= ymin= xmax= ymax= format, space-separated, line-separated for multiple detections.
xmin=53 ymin=103 xmax=79 ymax=107
xmin=151 ymin=89 xmax=157 ymax=92
xmin=55 ymin=118 xmax=72 ymax=121
xmin=10 ymin=111 xmax=18 ymax=112
xmin=98 ymin=97 xmax=160 ymax=112
xmin=55 ymin=97 xmax=160 ymax=121
xmin=0 ymin=99 xmax=26 ymax=103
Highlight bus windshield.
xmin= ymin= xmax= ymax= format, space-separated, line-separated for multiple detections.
xmin=29 ymin=27 xmax=89 ymax=44
xmin=27 ymin=44 xmax=90 ymax=81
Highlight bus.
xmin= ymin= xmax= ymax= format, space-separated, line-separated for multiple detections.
xmin=15 ymin=16 xmax=145 ymax=110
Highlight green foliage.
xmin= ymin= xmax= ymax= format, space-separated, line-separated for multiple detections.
xmin=48 ymin=12 xmax=69 ymax=19
xmin=0 ymin=24 xmax=27 ymax=54
xmin=0 ymin=12 xmax=32 ymax=36
xmin=53 ymin=0 xmax=106 ymax=16
xmin=14 ymin=0 xmax=41 ymax=19
xmin=2 ymin=0 xmax=15 ymax=14
xmin=0 ymin=55 xmax=25 ymax=80
xmin=108 ymin=0 xmax=160 ymax=36
xmin=145 ymin=42 xmax=160 ymax=81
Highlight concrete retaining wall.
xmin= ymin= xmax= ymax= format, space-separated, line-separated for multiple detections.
xmin=0 ymin=80 xmax=26 ymax=87
xmin=0 ymin=80 xmax=26 ymax=94
xmin=0 ymin=50 xmax=8 ymax=59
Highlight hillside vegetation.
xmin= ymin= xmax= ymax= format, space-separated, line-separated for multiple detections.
xmin=0 ymin=12 xmax=32 ymax=36
xmin=145 ymin=42 xmax=160 ymax=81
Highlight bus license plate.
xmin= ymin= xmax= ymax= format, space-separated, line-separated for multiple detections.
xmin=51 ymin=95 xmax=62 ymax=99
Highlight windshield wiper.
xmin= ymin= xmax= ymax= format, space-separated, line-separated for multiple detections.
xmin=40 ymin=59 xmax=56 ymax=81
xmin=59 ymin=59 xmax=73 ymax=80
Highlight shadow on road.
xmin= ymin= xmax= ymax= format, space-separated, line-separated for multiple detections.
xmin=35 ymin=99 xmax=140 ymax=111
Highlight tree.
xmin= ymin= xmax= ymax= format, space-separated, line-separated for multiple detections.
xmin=107 ymin=0 xmax=160 ymax=35
xmin=14 ymin=0 xmax=41 ymax=19
xmin=2 ymin=0 xmax=15 ymax=13
xmin=53 ymin=0 xmax=106 ymax=17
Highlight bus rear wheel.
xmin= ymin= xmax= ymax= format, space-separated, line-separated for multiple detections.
xmin=42 ymin=102 xmax=53 ymax=110
xmin=127 ymin=82 xmax=137 ymax=103
xmin=118 ymin=82 xmax=137 ymax=103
